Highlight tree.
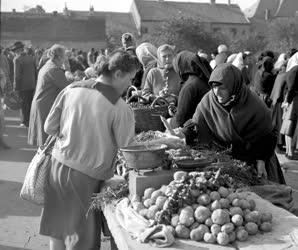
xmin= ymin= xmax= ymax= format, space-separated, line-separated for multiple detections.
xmin=227 ymin=31 xmax=267 ymax=54
xmin=24 ymin=5 xmax=46 ymax=14
xmin=139 ymin=17 xmax=222 ymax=54
xmin=265 ymin=17 xmax=298 ymax=53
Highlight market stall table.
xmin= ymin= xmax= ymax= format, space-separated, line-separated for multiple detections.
xmin=101 ymin=177 xmax=298 ymax=250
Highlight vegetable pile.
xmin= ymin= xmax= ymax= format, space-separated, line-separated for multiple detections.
xmin=132 ymin=170 xmax=273 ymax=246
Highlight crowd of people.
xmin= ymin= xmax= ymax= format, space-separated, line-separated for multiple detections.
xmin=0 ymin=32 xmax=298 ymax=249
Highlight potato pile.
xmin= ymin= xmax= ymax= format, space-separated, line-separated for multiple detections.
xmin=132 ymin=171 xmax=273 ymax=246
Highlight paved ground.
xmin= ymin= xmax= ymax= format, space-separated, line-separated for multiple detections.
xmin=0 ymin=109 xmax=297 ymax=250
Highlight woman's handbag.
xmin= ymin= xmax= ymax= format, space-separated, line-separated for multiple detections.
xmin=20 ymin=136 xmax=56 ymax=205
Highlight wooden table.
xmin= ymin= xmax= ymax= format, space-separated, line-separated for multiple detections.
xmin=101 ymin=178 xmax=298 ymax=250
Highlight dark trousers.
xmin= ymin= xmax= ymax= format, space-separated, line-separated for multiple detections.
xmin=19 ymin=89 xmax=34 ymax=126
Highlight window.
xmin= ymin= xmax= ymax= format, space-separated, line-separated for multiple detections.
xmin=230 ymin=28 xmax=237 ymax=37
xmin=213 ymin=27 xmax=221 ymax=33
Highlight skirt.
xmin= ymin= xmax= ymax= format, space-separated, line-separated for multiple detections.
xmin=271 ymin=102 xmax=284 ymax=145
xmin=40 ymin=156 xmax=103 ymax=250
xmin=280 ymin=95 xmax=298 ymax=137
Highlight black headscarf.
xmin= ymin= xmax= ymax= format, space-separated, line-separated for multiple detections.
xmin=196 ymin=63 xmax=273 ymax=144
xmin=173 ymin=51 xmax=212 ymax=83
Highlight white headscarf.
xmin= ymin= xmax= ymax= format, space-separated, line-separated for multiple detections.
xmin=226 ymin=53 xmax=237 ymax=64
xmin=136 ymin=43 xmax=158 ymax=68
xmin=286 ymin=52 xmax=298 ymax=72
xmin=274 ymin=53 xmax=286 ymax=71
xmin=232 ymin=52 xmax=244 ymax=70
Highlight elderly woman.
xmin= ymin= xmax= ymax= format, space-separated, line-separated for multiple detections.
xmin=28 ymin=44 xmax=71 ymax=146
xmin=167 ymin=50 xmax=211 ymax=128
xmin=40 ymin=50 xmax=140 ymax=249
xmin=182 ymin=63 xmax=285 ymax=184
xmin=280 ymin=52 xmax=298 ymax=159
xmin=136 ymin=42 xmax=158 ymax=89
xmin=142 ymin=44 xmax=180 ymax=100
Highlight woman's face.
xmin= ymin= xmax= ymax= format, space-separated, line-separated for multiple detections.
xmin=159 ymin=50 xmax=174 ymax=69
xmin=212 ymin=84 xmax=230 ymax=104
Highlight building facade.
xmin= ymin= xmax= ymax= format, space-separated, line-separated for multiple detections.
xmin=131 ymin=0 xmax=250 ymax=39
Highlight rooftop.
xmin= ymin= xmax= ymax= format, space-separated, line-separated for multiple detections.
xmin=135 ymin=0 xmax=249 ymax=24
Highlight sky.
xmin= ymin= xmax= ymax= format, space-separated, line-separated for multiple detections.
xmin=1 ymin=0 xmax=258 ymax=12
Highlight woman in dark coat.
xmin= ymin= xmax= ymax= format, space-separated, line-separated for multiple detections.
xmin=28 ymin=44 xmax=71 ymax=146
xmin=254 ymin=56 xmax=276 ymax=107
xmin=183 ymin=63 xmax=285 ymax=184
xmin=270 ymin=55 xmax=287 ymax=149
xmin=167 ymin=50 xmax=211 ymax=128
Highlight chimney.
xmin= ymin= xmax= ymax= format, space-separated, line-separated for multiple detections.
xmin=63 ymin=3 xmax=70 ymax=16
xmin=53 ymin=11 xmax=58 ymax=16
xmin=210 ymin=0 xmax=216 ymax=4
xmin=12 ymin=8 xmax=16 ymax=13
xmin=89 ymin=5 xmax=94 ymax=15
xmin=228 ymin=0 xmax=231 ymax=5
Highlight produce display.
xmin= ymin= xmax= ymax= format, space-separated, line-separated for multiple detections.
xmin=132 ymin=170 xmax=273 ymax=246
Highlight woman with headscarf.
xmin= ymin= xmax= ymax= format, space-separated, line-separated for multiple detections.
xmin=136 ymin=43 xmax=158 ymax=89
xmin=270 ymin=53 xmax=288 ymax=151
xmin=142 ymin=44 xmax=180 ymax=100
xmin=232 ymin=52 xmax=250 ymax=86
xmin=274 ymin=53 xmax=286 ymax=74
xmin=253 ymin=56 xmax=276 ymax=107
xmin=182 ymin=63 xmax=285 ymax=184
xmin=280 ymin=52 xmax=298 ymax=159
xmin=28 ymin=44 xmax=72 ymax=146
xmin=167 ymin=51 xmax=211 ymax=128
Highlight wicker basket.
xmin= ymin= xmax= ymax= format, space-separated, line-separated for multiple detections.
xmin=127 ymin=93 xmax=169 ymax=133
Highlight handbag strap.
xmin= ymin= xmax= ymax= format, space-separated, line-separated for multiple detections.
xmin=42 ymin=135 xmax=56 ymax=153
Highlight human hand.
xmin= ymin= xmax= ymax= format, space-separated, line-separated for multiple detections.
xmin=256 ymin=160 xmax=267 ymax=179
xmin=168 ymin=104 xmax=177 ymax=117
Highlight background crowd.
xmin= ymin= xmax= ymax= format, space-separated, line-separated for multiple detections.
xmin=1 ymin=33 xmax=298 ymax=159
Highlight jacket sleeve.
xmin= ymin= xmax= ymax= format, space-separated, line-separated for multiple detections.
xmin=13 ymin=57 xmax=22 ymax=91
xmin=112 ymin=105 xmax=135 ymax=148
xmin=44 ymin=90 xmax=65 ymax=136
xmin=182 ymin=105 xmax=216 ymax=146
xmin=50 ymin=68 xmax=72 ymax=90
xmin=286 ymin=66 xmax=298 ymax=104
xmin=175 ymin=85 xmax=194 ymax=127
xmin=142 ymin=69 xmax=154 ymax=98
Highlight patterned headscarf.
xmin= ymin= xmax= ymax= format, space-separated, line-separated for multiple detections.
xmin=135 ymin=43 xmax=158 ymax=68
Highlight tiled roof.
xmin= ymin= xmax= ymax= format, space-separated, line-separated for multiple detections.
xmin=135 ymin=0 xmax=249 ymax=24
xmin=274 ymin=0 xmax=298 ymax=17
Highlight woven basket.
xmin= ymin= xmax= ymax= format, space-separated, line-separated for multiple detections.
xmin=127 ymin=94 xmax=169 ymax=133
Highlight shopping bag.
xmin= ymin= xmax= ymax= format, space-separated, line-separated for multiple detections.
xmin=3 ymin=91 xmax=21 ymax=110
xmin=20 ymin=136 xmax=56 ymax=205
